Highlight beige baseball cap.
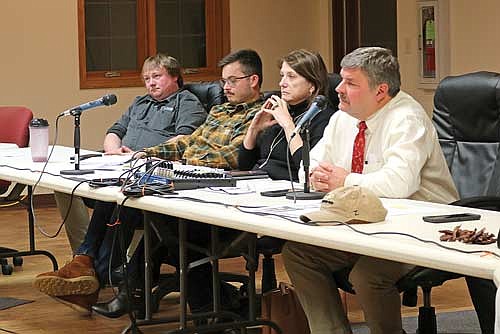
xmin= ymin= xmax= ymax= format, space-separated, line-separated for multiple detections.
xmin=300 ymin=186 xmax=387 ymax=225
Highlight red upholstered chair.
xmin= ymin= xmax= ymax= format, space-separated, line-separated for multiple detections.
xmin=0 ymin=106 xmax=33 ymax=274
xmin=0 ymin=106 xmax=33 ymax=193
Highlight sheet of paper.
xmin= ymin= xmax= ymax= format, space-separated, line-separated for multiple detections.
xmin=80 ymin=154 xmax=134 ymax=168
xmin=237 ymin=179 xmax=300 ymax=193
xmin=382 ymin=198 xmax=447 ymax=216
xmin=199 ymin=179 xmax=300 ymax=195
xmin=0 ymin=143 xmax=19 ymax=149
xmin=237 ymin=202 xmax=321 ymax=220
xmin=0 ymin=143 xmax=24 ymax=157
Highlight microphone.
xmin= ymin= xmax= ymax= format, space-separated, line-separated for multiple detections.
xmin=291 ymin=95 xmax=327 ymax=138
xmin=60 ymin=94 xmax=117 ymax=116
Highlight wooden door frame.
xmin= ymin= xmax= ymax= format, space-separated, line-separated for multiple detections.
xmin=332 ymin=0 xmax=360 ymax=73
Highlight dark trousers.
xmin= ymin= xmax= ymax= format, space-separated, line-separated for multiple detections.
xmin=76 ymin=200 xmax=144 ymax=286
xmin=144 ymin=213 xmax=239 ymax=311
xmin=466 ymin=276 xmax=496 ymax=334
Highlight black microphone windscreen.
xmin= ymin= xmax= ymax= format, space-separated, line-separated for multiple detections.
xmin=314 ymin=95 xmax=327 ymax=108
xmin=103 ymin=94 xmax=118 ymax=106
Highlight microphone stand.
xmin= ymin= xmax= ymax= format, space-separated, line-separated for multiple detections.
xmin=60 ymin=111 xmax=95 ymax=175
xmin=286 ymin=122 xmax=326 ymax=200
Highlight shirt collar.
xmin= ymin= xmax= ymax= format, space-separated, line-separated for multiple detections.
xmin=364 ymin=91 xmax=402 ymax=133
xmin=225 ymin=96 xmax=263 ymax=115
xmin=146 ymin=90 xmax=180 ymax=105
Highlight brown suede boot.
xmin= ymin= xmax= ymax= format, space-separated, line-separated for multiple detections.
xmin=52 ymin=290 xmax=99 ymax=316
xmin=33 ymin=255 xmax=99 ymax=296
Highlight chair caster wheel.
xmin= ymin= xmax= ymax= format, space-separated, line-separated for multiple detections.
xmin=13 ymin=257 xmax=23 ymax=266
xmin=2 ymin=264 xmax=13 ymax=275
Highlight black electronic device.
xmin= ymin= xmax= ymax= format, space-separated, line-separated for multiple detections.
xmin=89 ymin=178 xmax=124 ymax=188
xmin=286 ymin=112 xmax=326 ymax=200
xmin=260 ymin=189 xmax=290 ymax=197
xmin=135 ymin=164 xmax=236 ymax=190
xmin=171 ymin=177 xmax=236 ymax=190
xmin=422 ymin=213 xmax=481 ymax=223
xmin=60 ymin=94 xmax=117 ymax=176
xmin=59 ymin=94 xmax=117 ymax=117
xmin=290 ymin=95 xmax=327 ymax=139
xmin=70 ymin=153 xmax=103 ymax=162
xmin=229 ymin=169 xmax=269 ymax=180
xmin=498 ymin=228 xmax=500 ymax=249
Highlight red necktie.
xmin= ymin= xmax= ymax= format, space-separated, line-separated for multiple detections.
xmin=351 ymin=121 xmax=367 ymax=173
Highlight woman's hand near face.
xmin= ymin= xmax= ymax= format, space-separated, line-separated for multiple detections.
xmin=251 ymin=100 xmax=279 ymax=133
xmin=263 ymin=95 xmax=304 ymax=154
xmin=243 ymin=99 xmax=278 ymax=150
xmin=264 ymin=95 xmax=295 ymax=132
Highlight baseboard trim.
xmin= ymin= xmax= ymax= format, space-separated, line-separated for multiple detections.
xmin=2 ymin=193 xmax=57 ymax=209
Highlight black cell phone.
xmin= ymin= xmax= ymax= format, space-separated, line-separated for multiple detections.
xmin=260 ymin=189 xmax=290 ymax=197
xmin=422 ymin=213 xmax=481 ymax=223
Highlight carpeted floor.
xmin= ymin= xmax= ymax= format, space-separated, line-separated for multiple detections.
xmin=352 ymin=310 xmax=481 ymax=334
xmin=0 ymin=297 xmax=33 ymax=310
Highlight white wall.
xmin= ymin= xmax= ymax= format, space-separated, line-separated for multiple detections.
xmin=397 ymin=0 xmax=500 ymax=114
xmin=449 ymin=0 xmax=500 ymax=73
xmin=230 ymin=0 xmax=333 ymax=91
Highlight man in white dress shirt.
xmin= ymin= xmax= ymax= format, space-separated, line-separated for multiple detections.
xmin=282 ymin=47 xmax=459 ymax=334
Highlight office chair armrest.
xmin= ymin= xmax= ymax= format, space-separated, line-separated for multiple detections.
xmin=397 ymin=266 xmax=461 ymax=290
xmin=451 ymin=196 xmax=500 ymax=211
xmin=0 ymin=183 xmax=26 ymax=203
xmin=396 ymin=266 xmax=462 ymax=307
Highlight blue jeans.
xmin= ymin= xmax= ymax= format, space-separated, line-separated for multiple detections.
xmin=75 ymin=201 xmax=144 ymax=286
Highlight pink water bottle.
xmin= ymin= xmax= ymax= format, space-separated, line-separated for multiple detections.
xmin=29 ymin=118 xmax=49 ymax=162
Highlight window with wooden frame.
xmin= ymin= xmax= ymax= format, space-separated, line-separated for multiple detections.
xmin=78 ymin=0 xmax=230 ymax=89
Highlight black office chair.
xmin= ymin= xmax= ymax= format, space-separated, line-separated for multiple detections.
xmin=327 ymin=73 xmax=342 ymax=107
xmin=395 ymin=71 xmax=500 ymax=334
xmin=183 ymin=81 xmax=226 ymax=112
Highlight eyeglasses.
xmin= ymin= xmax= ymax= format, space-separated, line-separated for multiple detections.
xmin=219 ymin=74 xmax=252 ymax=87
